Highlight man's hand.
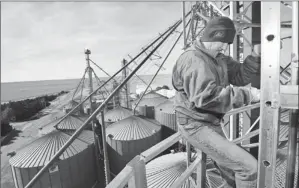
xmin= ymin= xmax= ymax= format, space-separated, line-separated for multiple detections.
xmin=250 ymin=87 xmax=260 ymax=103
xmin=252 ymin=44 xmax=261 ymax=57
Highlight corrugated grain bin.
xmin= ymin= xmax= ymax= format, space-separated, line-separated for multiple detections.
xmin=132 ymin=91 xmax=168 ymax=119
xmin=9 ymin=130 xmax=98 ymax=188
xmin=106 ymin=115 xmax=162 ymax=174
xmin=146 ymin=152 xmax=196 ymax=188
xmin=38 ymin=111 xmax=89 ymax=136
xmin=146 ymin=152 xmax=222 ymax=188
xmin=155 ymin=97 xmax=177 ymax=131
xmin=64 ymin=100 xmax=81 ymax=115
xmin=96 ymin=106 xmax=133 ymax=126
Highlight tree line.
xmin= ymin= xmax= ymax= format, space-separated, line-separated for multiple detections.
xmin=1 ymin=91 xmax=68 ymax=136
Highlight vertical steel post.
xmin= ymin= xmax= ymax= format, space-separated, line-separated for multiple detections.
xmin=229 ymin=1 xmax=239 ymax=141
xmin=242 ymin=1 xmax=253 ymax=148
xmin=128 ymin=156 xmax=147 ymax=188
xmin=122 ymin=59 xmax=130 ymax=108
xmin=285 ymin=2 xmax=299 ymax=188
xmin=85 ymin=49 xmax=102 ymax=183
xmin=258 ymin=2 xmax=281 ymax=188
xmin=101 ymin=111 xmax=111 ymax=185
xmin=182 ymin=1 xmax=187 ymax=49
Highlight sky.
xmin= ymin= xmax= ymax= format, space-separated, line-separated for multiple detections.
xmin=1 ymin=2 xmax=294 ymax=83
xmin=1 ymin=2 xmax=184 ymax=83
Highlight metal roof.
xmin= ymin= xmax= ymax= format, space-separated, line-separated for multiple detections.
xmin=142 ymin=91 xmax=168 ymax=99
xmin=146 ymin=152 xmax=196 ymax=188
xmin=132 ymin=91 xmax=168 ymax=107
xmin=155 ymin=97 xmax=175 ymax=114
xmin=64 ymin=100 xmax=80 ymax=110
xmin=97 ymin=106 xmax=133 ymax=123
xmin=106 ymin=115 xmax=161 ymax=141
xmin=9 ymin=130 xmax=94 ymax=168
xmin=38 ymin=111 xmax=88 ymax=135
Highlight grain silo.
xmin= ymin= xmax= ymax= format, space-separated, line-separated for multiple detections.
xmin=96 ymin=106 xmax=133 ymax=126
xmin=38 ymin=111 xmax=89 ymax=136
xmin=155 ymin=97 xmax=177 ymax=131
xmin=132 ymin=91 xmax=168 ymax=119
xmin=106 ymin=115 xmax=162 ymax=174
xmin=146 ymin=152 xmax=223 ymax=188
xmin=9 ymin=130 xmax=99 ymax=188
xmin=64 ymin=100 xmax=81 ymax=115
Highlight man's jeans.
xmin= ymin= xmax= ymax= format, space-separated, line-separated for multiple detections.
xmin=176 ymin=112 xmax=257 ymax=188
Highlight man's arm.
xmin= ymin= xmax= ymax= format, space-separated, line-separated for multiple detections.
xmin=218 ymin=44 xmax=261 ymax=86
xmin=218 ymin=54 xmax=261 ymax=86
xmin=183 ymin=54 xmax=253 ymax=114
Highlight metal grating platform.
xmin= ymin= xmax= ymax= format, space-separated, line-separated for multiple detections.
xmin=201 ymin=117 xmax=299 ymax=188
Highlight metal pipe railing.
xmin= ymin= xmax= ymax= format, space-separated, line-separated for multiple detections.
xmin=106 ymin=101 xmax=261 ymax=187
xmin=24 ymin=20 xmax=181 ymax=188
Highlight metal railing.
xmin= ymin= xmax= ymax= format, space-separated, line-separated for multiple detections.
xmin=105 ymin=103 xmax=261 ymax=188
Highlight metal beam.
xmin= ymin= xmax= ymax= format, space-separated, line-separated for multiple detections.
xmin=257 ymin=2 xmax=281 ymax=188
xmin=285 ymin=2 xmax=299 ymax=187
xmin=229 ymin=1 xmax=239 ymax=141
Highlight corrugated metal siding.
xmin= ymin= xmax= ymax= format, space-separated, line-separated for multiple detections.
xmin=155 ymin=98 xmax=177 ymax=131
xmin=107 ymin=131 xmax=162 ymax=174
xmin=9 ymin=130 xmax=92 ymax=168
xmin=146 ymin=152 xmax=196 ymax=188
xmin=133 ymin=97 xmax=168 ymax=108
xmin=10 ymin=146 xmax=97 ymax=188
xmin=138 ymin=106 xmax=155 ymax=119
xmin=106 ymin=116 xmax=162 ymax=174
xmin=155 ymin=112 xmax=177 ymax=131
xmin=106 ymin=115 xmax=162 ymax=141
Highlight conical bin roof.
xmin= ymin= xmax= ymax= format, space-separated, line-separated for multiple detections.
xmin=106 ymin=115 xmax=161 ymax=141
xmin=9 ymin=130 xmax=94 ymax=168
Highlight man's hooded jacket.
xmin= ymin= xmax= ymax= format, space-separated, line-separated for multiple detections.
xmin=172 ymin=40 xmax=260 ymax=125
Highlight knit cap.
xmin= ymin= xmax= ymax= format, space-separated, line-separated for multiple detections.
xmin=201 ymin=16 xmax=236 ymax=44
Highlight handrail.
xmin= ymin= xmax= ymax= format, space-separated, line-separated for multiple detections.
xmin=225 ymin=103 xmax=260 ymax=117
xmin=24 ymin=20 xmax=181 ymax=188
xmin=141 ymin=132 xmax=181 ymax=162
xmin=106 ymin=101 xmax=261 ymax=188
xmin=105 ymin=166 xmax=134 ymax=188
xmin=170 ymin=156 xmax=202 ymax=188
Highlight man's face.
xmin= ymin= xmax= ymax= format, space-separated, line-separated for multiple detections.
xmin=209 ymin=41 xmax=229 ymax=54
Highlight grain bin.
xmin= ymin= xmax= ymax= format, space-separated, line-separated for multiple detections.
xmin=132 ymin=91 xmax=168 ymax=119
xmin=106 ymin=115 xmax=162 ymax=174
xmin=64 ymin=100 xmax=82 ymax=115
xmin=9 ymin=130 xmax=99 ymax=188
xmin=146 ymin=152 xmax=222 ymax=188
xmin=96 ymin=106 xmax=133 ymax=126
xmin=38 ymin=111 xmax=89 ymax=136
xmin=155 ymin=97 xmax=177 ymax=131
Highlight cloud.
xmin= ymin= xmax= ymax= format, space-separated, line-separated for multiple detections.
xmin=1 ymin=2 xmax=182 ymax=82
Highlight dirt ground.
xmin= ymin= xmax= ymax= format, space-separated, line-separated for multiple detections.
xmin=1 ymin=93 xmax=72 ymax=188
